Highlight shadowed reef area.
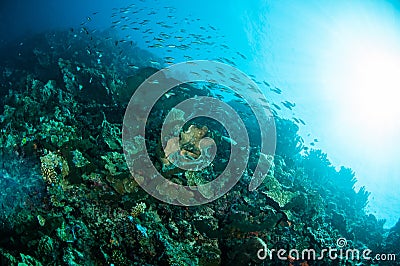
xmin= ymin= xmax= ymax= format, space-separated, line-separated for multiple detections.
xmin=0 ymin=29 xmax=398 ymax=266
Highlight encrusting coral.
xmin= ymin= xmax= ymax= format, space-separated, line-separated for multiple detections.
xmin=0 ymin=27 xmax=393 ymax=266
xmin=40 ymin=151 xmax=69 ymax=185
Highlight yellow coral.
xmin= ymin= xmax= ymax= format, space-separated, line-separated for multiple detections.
xmin=162 ymin=125 xmax=209 ymax=167
xmin=131 ymin=202 xmax=146 ymax=217
xmin=40 ymin=151 xmax=69 ymax=185
xmin=180 ymin=125 xmax=208 ymax=156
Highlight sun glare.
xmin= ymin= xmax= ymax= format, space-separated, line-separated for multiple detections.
xmin=343 ymin=38 xmax=400 ymax=131
xmin=322 ymin=8 xmax=400 ymax=150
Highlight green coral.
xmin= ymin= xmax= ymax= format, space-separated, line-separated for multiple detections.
xmin=0 ymin=248 xmax=43 ymax=266
xmin=56 ymin=222 xmax=76 ymax=243
xmin=101 ymin=117 xmax=122 ymax=150
xmin=262 ymin=174 xmax=295 ymax=207
xmin=101 ymin=152 xmax=127 ymax=176
xmin=38 ymin=235 xmax=54 ymax=255
xmin=39 ymin=119 xmax=77 ymax=147
xmin=71 ymin=149 xmax=90 ymax=168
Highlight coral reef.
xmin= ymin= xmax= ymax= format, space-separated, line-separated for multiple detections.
xmin=40 ymin=151 xmax=69 ymax=185
xmin=0 ymin=28 xmax=395 ymax=266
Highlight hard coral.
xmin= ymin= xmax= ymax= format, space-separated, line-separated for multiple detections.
xmin=40 ymin=151 xmax=69 ymax=185
xmin=180 ymin=125 xmax=208 ymax=157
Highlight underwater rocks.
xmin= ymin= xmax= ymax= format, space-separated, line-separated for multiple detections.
xmin=101 ymin=152 xmax=127 ymax=177
xmin=0 ymin=27 xmax=395 ymax=265
xmin=105 ymin=174 xmax=141 ymax=195
xmin=58 ymin=58 xmax=119 ymax=106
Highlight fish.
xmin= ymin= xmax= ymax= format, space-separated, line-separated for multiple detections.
xmin=180 ymin=86 xmax=191 ymax=92
xmin=164 ymin=92 xmax=175 ymax=98
xmin=272 ymin=103 xmax=281 ymax=110
xmin=216 ymin=70 xmax=225 ymax=77
xmin=139 ymin=20 xmax=150 ymax=25
xmin=202 ymin=69 xmax=213 ymax=74
xmin=281 ymin=103 xmax=292 ymax=110
xmin=281 ymin=101 xmax=295 ymax=110
xmin=159 ymin=32 xmax=171 ymax=38
xmin=128 ymin=64 xmax=139 ymax=69
xmin=230 ymin=77 xmax=244 ymax=85
xmin=207 ymin=78 xmax=218 ymax=83
xmin=299 ymin=119 xmax=306 ymax=125
xmin=219 ymin=57 xmax=236 ymax=66
xmin=237 ymin=52 xmax=247 ymax=60
xmin=81 ymin=27 xmax=89 ymax=34
xmin=270 ymin=87 xmax=282 ymax=94
xmin=149 ymin=60 xmax=160 ymax=66
xmin=177 ymin=44 xmax=190 ymax=50
xmin=190 ymin=71 xmax=201 ymax=77
xmin=258 ymin=97 xmax=268 ymax=103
